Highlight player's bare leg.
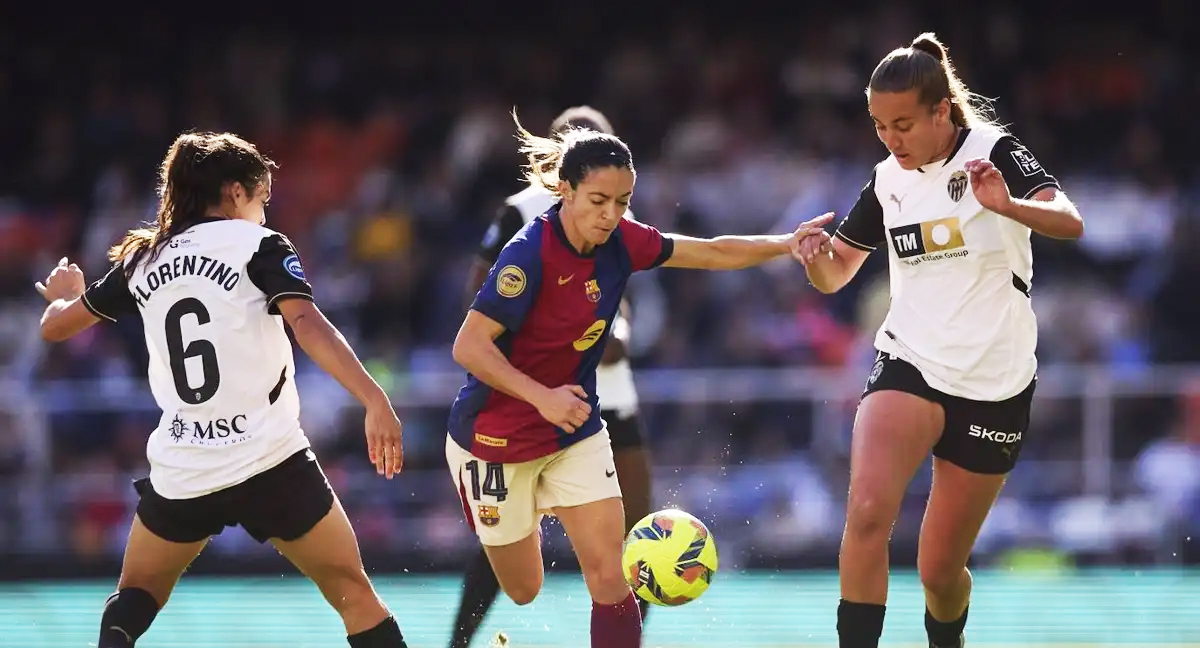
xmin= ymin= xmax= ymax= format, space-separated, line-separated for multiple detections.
xmin=273 ymin=498 xmax=407 ymax=646
xmin=556 ymin=497 xmax=641 ymax=648
xmin=839 ymin=391 xmax=942 ymax=648
xmin=482 ymin=528 xmax=545 ymax=605
xmin=613 ymin=445 xmax=652 ymax=621
xmin=98 ymin=515 xmax=206 ymax=648
xmin=917 ymin=458 xmax=1007 ymax=647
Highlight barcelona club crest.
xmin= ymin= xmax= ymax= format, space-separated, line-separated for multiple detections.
xmin=584 ymin=279 xmax=601 ymax=303
xmin=477 ymin=504 xmax=501 ymax=527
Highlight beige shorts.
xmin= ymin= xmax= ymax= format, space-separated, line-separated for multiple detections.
xmin=446 ymin=428 xmax=622 ymax=546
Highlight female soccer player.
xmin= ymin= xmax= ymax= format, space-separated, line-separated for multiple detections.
xmin=450 ymin=106 xmax=657 ymax=648
xmin=794 ymin=33 xmax=1084 ymax=648
xmin=37 ymin=132 xmax=410 ymax=648
xmin=448 ymin=115 xmax=830 ymax=648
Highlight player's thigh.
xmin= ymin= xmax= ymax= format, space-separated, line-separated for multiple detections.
xmin=122 ymin=480 xmax=214 ymax=604
xmin=920 ymin=380 xmax=1036 ymax=579
xmin=540 ymin=431 xmax=627 ymax=600
xmin=271 ymin=498 xmax=382 ymax=614
xmin=446 ymin=435 xmax=544 ymax=602
xmin=848 ymin=354 xmax=945 ymax=532
xmin=605 ymin=410 xmax=652 ymax=532
xmin=917 ymin=458 xmax=1006 ymax=589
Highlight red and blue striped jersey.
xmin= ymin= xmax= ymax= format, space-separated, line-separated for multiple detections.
xmin=449 ymin=203 xmax=673 ymax=463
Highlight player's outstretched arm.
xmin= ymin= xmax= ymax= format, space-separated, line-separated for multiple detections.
xmin=277 ymin=298 xmax=403 ymax=478
xmin=797 ymin=235 xmax=872 ymax=295
xmin=453 ymin=310 xmax=592 ymax=433
xmin=37 ymin=258 xmax=102 ymax=341
xmin=662 ymin=213 xmax=834 ymax=271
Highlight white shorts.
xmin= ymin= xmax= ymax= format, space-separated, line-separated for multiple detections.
xmin=446 ymin=428 xmax=622 ymax=547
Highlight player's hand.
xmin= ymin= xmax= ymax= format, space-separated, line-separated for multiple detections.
xmin=535 ymin=385 xmax=592 ymax=433
xmin=35 ymin=257 xmax=86 ymax=303
xmin=364 ymin=402 xmax=404 ymax=479
xmin=791 ymin=230 xmax=834 ymax=266
xmin=965 ymin=157 xmax=1014 ymax=215
xmin=787 ymin=213 xmax=835 ymax=264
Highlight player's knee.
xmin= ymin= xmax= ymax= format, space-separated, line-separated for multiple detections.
xmin=579 ymin=559 xmax=629 ymax=604
xmin=502 ymin=577 xmax=543 ymax=606
xmin=318 ymin=566 xmax=382 ymax=615
xmin=918 ymin=555 xmax=966 ymax=598
xmin=844 ymin=494 xmax=897 ymax=542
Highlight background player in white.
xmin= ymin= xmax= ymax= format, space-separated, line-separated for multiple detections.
xmin=792 ymin=33 xmax=1084 ymax=648
xmin=37 ymin=132 xmax=411 ymax=648
xmin=451 ymin=106 xmax=655 ymax=647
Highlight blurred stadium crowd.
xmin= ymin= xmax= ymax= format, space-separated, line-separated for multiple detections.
xmin=1 ymin=5 xmax=1198 ymax=573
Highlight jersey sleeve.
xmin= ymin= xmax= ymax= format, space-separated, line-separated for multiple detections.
xmin=833 ymin=171 xmax=885 ymax=251
xmin=81 ymin=263 xmax=138 ymax=322
xmin=990 ymin=136 xmax=1061 ymax=199
xmin=619 ymin=218 xmax=675 ymax=272
xmin=477 ymin=205 xmax=526 ymax=264
xmin=246 ymin=233 xmax=315 ymax=314
xmin=470 ymin=233 xmax=543 ymax=332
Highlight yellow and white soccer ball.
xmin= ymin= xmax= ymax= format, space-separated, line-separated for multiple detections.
xmin=622 ymin=508 xmax=719 ymax=606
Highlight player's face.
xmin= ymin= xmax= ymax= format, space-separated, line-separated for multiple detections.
xmin=230 ymin=176 xmax=271 ymax=225
xmin=868 ymin=90 xmax=951 ymax=170
xmin=561 ymin=166 xmax=635 ymax=247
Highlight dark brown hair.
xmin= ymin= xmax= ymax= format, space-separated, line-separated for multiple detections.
xmin=868 ymin=32 xmax=1003 ymax=131
xmin=109 ymin=131 xmax=276 ymax=276
xmin=513 ymin=110 xmax=633 ymax=196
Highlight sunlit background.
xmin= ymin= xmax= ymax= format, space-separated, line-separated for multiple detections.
xmin=1 ymin=3 xmax=1198 ymax=646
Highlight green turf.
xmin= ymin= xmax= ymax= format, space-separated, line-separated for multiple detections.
xmin=0 ymin=569 xmax=1196 ymax=646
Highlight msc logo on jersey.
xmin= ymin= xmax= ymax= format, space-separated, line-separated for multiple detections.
xmin=168 ymin=413 xmax=249 ymax=444
xmin=573 ymin=319 xmax=607 ymax=351
xmin=496 ymin=265 xmax=526 ymax=298
xmin=477 ymin=504 xmax=501 ymax=527
xmin=584 ymin=279 xmax=601 ymax=303
xmin=947 ymin=170 xmax=969 ymax=202
xmin=283 ymin=254 xmax=305 ymax=280
xmin=889 ymin=217 xmax=967 ymax=265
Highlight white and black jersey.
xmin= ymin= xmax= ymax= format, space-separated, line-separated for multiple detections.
xmin=479 ymin=185 xmax=639 ymax=417
xmin=835 ymin=128 xmax=1059 ymax=402
xmin=82 ymin=218 xmax=315 ymax=499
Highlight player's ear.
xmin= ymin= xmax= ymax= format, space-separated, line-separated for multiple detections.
xmin=557 ymin=179 xmax=572 ymax=203
xmin=934 ymin=98 xmax=950 ymax=125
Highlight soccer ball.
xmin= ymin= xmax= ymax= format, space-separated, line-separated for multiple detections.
xmin=621 ymin=508 xmax=719 ymax=606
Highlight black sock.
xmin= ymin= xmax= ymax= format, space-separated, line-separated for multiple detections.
xmin=925 ymin=605 xmax=968 ymax=647
xmin=348 ymin=616 xmax=407 ymax=648
xmin=837 ymin=599 xmax=886 ymax=648
xmin=449 ymin=547 xmax=502 ymax=648
xmin=97 ymin=588 xmax=160 ymax=648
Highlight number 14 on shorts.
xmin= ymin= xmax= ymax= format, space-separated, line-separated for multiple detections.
xmin=465 ymin=460 xmax=509 ymax=502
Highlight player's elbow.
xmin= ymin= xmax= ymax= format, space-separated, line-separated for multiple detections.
xmin=40 ymin=319 xmax=70 ymax=342
xmin=451 ymin=332 xmax=478 ymax=371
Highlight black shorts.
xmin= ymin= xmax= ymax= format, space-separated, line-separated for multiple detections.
xmin=861 ymin=351 xmax=1036 ymax=475
xmin=603 ymin=409 xmax=644 ymax=450
xmin=134 ymin=448 xmax=335 ymax=544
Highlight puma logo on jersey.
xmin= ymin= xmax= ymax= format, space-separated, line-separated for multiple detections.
xmin=889 ymin=194 xmax=904 ymax=211
xmin=558 ymin=274 xmax=574 ymax=285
